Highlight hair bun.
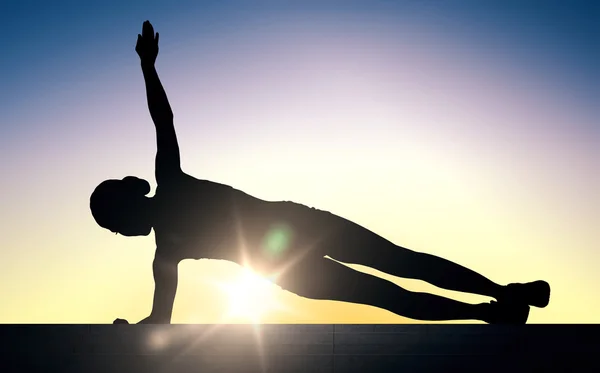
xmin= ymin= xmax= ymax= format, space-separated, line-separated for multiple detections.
xmin=122 ymin=176 xmax=151 ymax=196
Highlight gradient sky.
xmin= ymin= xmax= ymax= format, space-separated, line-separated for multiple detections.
xmin=1 ymin=0 xmax=598 ymax=324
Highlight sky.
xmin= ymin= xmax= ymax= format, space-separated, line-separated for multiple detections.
xmin=0 ymin=0 xmax=598 ymax=324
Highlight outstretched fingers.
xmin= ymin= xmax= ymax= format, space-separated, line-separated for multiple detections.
xmin=140 ymin=21 xmax=159 ymax=46
xmin=136 ymin=21 xmax=159 ymax=63
xmin=142 ymin=20 xmax=154 ymax=38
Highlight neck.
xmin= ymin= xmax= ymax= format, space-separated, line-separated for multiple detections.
xmin=144 ymin=197 xmax=157 ymax=226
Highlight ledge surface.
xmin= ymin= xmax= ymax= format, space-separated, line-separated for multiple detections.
xmin=1 ymin=324 xmax=597 ymax=372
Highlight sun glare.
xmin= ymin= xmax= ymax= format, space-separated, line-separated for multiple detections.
xmin=218 ymin=268 xmax=282 ymax=323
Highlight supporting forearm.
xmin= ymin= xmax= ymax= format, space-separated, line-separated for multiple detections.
xmin=141 ymin=63 xmax=173 ymax=124
xmin=149 ymin=257 xmax=178 ymax=323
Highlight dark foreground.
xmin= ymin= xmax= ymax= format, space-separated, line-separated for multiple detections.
xmin=1 ymin=324 xmax=597 ymax=372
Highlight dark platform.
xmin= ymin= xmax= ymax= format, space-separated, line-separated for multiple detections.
xmin=1 ymin=324 xmax=597 ymax=372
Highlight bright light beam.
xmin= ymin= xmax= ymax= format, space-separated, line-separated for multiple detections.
xmin=217 ymin=268 xmax=281 ymax=323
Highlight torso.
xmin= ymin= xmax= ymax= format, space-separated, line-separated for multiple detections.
xmin=152 ymin=172 xmax=338 ymax=274
xmin=153 ymin=173 xmax=244 ymax=262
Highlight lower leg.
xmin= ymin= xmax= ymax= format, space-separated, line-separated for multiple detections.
xmin=345 ymin=273 xmax=527 ymax=324
xmin=340 ymin=273 xmax=513 ymax=323
xmin=396 ymin=251 xmax=506 ymax=299
xmin=327 ymin=227 xmax=508 ymax=299
xmin=346 ymin=245 xmax=507 ymax=300
xmin=290 ymin=257 xmax=528 ymax=323
xmin=345 ymin=247 xmax=550 ymax=308
xmin=382 ymin=290 xmax=489 ymax=321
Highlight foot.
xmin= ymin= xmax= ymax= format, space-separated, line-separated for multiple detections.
xmin=481 ymin=301 xmax=530 ymax=324
xmin=497 ymin=280 xmax=551 ymax=308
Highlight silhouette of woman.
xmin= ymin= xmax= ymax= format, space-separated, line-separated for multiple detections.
xmin=92 ymin=21 xmax=550 ymax=325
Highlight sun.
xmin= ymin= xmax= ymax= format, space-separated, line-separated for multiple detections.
xmin=217 ymin=268 xmax=283 ymax=323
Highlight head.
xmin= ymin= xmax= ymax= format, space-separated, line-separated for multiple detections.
xmin=90 ymin=176 xmax=153 ymax=236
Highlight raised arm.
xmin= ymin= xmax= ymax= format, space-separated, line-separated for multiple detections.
xmin=136 ymin=21 xmax=181 ymax=182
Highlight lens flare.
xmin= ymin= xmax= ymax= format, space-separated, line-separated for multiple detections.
xmin=262 ymin=222 xmax=294 ymax=258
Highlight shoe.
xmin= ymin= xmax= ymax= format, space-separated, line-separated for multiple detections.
xmin=498 ymin=280 xmax=551 ymax=308
xmin=482 ymin=300 xmax=530 ymax=324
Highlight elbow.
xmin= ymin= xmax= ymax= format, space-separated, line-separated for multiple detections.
xmin=153 ymin=255 xmax=178 ymax=271
xmin=153 ymin=253 xmax=178 ymax=276
xmin=152 ymin=113 xmax=174 ymax=125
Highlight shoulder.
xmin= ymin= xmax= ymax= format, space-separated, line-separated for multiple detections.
xmin=194 ymin=177 xmax=234 ymax=189
xmin=157 ymin=170 xmax=229 ymax=190
xmin=156 ymin=167 xmax=187 ymax=189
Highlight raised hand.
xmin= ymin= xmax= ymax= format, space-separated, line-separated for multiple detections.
xmin=136 ymin=20 xmax=159 ymax=65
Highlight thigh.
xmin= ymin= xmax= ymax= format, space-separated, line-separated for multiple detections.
xmin=318 ymin=217 xmax=415 ymax=268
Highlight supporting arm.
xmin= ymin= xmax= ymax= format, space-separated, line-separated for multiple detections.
xmin=139 ymin=252 xmax=179 ymax=324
